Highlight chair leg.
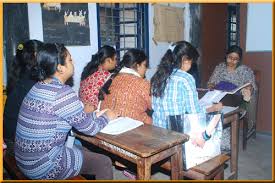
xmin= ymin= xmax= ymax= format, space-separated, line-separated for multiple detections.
xmin=242 ymin=118 xmax=248 ymax=150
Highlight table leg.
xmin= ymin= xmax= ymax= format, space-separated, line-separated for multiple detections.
xmin=230 ymin=114 xmax=239 ymax=179
xmin=170 ymin=144 xmax=183 ymax=180
xmin=136 ymin=158 xmax=151 ymax=180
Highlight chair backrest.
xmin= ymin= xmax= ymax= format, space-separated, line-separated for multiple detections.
xmin=254 ymin=70 xmax=261 ymax=89
xmin=253 ymin=69 xmax=261 ymax=128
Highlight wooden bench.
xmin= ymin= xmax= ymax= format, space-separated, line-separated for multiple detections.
xmin=160 ymin=154 xmax=230 ymax=180
xmin=3 ymin=150 xmax=86 ymax=180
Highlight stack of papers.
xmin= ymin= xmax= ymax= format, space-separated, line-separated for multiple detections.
xmin=100 ymin=117 xmax=144 ymax=135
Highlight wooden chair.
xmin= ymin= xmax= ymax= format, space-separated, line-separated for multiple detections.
xmin=3 ymin=150 xmax=86 ymax=180
xmin=242 ymin=69 xmax=260 ymax=150
xmin=160 ymin=154 xmax=230 ymax=180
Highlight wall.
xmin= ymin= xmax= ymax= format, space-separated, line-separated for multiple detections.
xmin=200 ymin=3 xmax=228 ymax=87
xmin=147 ymin=3 xmax=191 ymax=79
xmin=27 ymin=3 xmax=191 ymax=92
xmin=240 ymin=3 xmax=272 ymax=133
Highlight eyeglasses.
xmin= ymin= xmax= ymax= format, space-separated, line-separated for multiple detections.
xmin=227 ymin=55 xmax=239 ymax=62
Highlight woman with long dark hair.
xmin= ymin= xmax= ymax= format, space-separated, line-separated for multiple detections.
xmin=208 ymin=45 xmax=257 ymax=151
xmin=151 ymin=41 xmax=222 ymax=148
xmin=4 ymin=40 xmax=43 ymax=146
xmin=100 ymin=48 xmax=152 ymax=124
xmin=79 ymin=45 xmax=117 ymax=111
xmin=14 ymin=43 xmax=118 ymax=180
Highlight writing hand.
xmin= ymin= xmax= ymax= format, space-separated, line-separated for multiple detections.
xmin=84 ymin=103 xmax=96 ymax=113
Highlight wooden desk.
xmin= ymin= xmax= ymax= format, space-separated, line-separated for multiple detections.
xmin=76 ymin=124 xmax=189 ymax=180
xmin=223 ymin=108 xmax=242 ymax=179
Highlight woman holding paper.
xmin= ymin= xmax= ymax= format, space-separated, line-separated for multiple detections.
xmin=207 ymin=45 xmax=257 ymax=151
xmin=14 ymin=43 xmax=118 ymax=180
xmin=151 ymin=41 xmax=222 ymax=148
xmin=207 ymin=45 xmax=257 ymax=99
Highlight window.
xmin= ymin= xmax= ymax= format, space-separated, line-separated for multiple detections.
xmin=97 ymin=3 xmax=149 ymax=59
xmin=227 ymin=4 xmax=240 ymax=48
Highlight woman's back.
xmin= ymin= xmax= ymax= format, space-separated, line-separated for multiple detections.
xmin=101 ymin=73 xmax=151 ymax=124
xmin=152 ymin=69 xmax=202 ymax=128
xmin=4 ymin=72 xmax=36 ymax=140
xmin=15 ymin=79 xmax=86 ymax=179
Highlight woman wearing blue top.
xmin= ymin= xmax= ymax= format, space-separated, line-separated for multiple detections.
xmin=151 ymin=41 xmax=223 ymax=148
xmin=14 ymin=43 xmax=118 ymax=180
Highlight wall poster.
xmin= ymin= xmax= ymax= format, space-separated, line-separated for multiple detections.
xmin=41 ymin=3 xmax=90 ymax=46
xmin=153 ymin=4 xmax=184 ymax=43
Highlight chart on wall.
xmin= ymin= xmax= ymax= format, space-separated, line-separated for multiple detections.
xmin=41 ymin=3 xmax=90 ymax=46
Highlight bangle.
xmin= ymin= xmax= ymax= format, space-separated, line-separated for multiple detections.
xmin=202 ymin=130 xmax=211 ymax=141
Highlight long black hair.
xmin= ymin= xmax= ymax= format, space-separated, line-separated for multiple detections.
xmin=33 ymin=43 xmax=68 ymax=81
xmin=7 ymin=39 xmax=43 ymax=94
xmin=80 ymin=45 xmax=116 ymax=81
xmin=98 ymin=48 xmax=148 ymax=100
xmin=151 ymin=41 xmax=199 ymax=98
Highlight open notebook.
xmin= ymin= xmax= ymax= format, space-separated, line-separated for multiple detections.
xmin=100 ymin=117 xmax=144 ymax=135
xmin=199 ymin=82 xmax=251 ymax=107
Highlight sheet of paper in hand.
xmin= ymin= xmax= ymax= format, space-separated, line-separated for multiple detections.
xmin=100 ymin=117 xmax=144 ymax=135
xmin=199 ymin=82 xmax=251 ymax=107
xmin=168 ymin=113 xmax=222 ymax=170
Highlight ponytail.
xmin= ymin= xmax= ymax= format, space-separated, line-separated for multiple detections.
xmin=98 ymin=59 xmax=125 ymax=101
xmin=98 ymin=48 xmax=147 ymax=101
xmin=81 ymin=45 xmax=116 ymax=81
xmin=151 ymin=49 xmax=176 ymax=97
xmin=81 ymin=53 xmax=100 ymax=81
xmin=7 ymin=40 xmax=43 ymax=94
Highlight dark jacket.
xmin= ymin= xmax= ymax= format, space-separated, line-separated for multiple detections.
xmin=4 ymin=72 xmax=37 ymax=140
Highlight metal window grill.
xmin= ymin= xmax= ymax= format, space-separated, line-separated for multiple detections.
xmin=227 ymin=4 xmax=240 ymax=48
xmin=97 ymin=3 xmax=149 ymax=60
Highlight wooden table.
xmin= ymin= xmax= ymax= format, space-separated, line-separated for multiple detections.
xmin=223 ymin=108 xmax=242 ymax=179
xmin=76 ymin=124 xmax=189 ymax=180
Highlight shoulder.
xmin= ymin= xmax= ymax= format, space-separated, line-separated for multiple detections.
xmin=216 ymin=62 xmax=226 ymax=69
xmin=238 ymin=64 xmax=254 ymax=73
xmin=55 ymin=83 xmax=77 ymax=99
xmin=172 ymin=70 xmax=195 ymax=86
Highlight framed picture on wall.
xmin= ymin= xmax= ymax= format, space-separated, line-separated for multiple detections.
xmin=41 ymin=3 xmax=90 ymax=46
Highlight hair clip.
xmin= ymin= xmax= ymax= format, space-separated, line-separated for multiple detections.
xmin=17 ymin=43 xmax=24 ymax=51
xmin=168 ymin=43 xmax=176 ymax=52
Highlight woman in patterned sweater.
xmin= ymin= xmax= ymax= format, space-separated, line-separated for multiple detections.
xmin=14 ymin=43 xmax=118 ymax=180
xmin=208 ymin=45 xmax=257 ymax=151
xmin=100 ymin=49 xmax=152 ymax=124
xmin=79 ymin=45 xmax=117 ymax=111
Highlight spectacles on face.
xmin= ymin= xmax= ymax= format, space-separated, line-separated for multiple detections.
xmin=227 ymin=55 xmax=239 ymax=62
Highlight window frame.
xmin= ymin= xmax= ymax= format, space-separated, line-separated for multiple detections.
xmin=96 ymin=3 xmax=149 ymax=60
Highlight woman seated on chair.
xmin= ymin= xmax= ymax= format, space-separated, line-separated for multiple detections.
xmin=100 ymin=48 xmax=152 ymax=125
xmin=14 ymin=43 xmax=118 ymax=180
xmin=207 ymin=45 xmax=258 ymax=151
xmin=4 ymin=40 xmax=43 ymax=150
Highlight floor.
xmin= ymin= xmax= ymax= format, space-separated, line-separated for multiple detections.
xmin=3 ymin=132 xmax=272 ymax=180
xmin=113 ymin=132 xmax=272 ymax=180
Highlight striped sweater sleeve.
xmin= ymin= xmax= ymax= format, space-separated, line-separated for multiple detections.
xmin=54 ymin=85 xmax=109 ymax=136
